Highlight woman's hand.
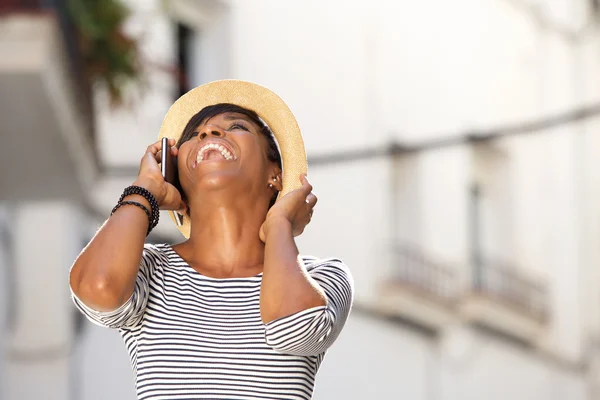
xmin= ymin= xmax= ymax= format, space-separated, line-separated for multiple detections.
xmin=132 ymin=138 xmax=186 ymax=212
xmin=259 ymin=175 xmax=317 ymax=242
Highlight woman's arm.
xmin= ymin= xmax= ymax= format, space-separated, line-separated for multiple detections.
xmin=259 ymin=175 xmax=354 ymax=355
xmin=70 ymin=139 xmax=184 ymax=312
xmin=260 ymin=216 xmax=327 ymax=324
xmin=70 ymin=189 xmax=152 ymax=311
xmin=263 ymin=257 xmax=353 ymax=356
xmin=71 ymin=243 xmax=163 ymax=329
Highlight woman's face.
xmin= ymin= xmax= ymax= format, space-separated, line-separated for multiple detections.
xmin=177 ymin=112 xmax=277 ymax=201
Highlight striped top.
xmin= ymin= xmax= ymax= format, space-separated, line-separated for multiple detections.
xmin=71 ymin=243 xmax=354 ymax=400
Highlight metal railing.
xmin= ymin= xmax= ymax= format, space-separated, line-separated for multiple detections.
xmin=0 ymin=0 xmax=95 ymax=143
xmin=473 ymin=256 xmax=548 ymax=323
xmin=390 ymin=243 xmax=458 ymax=303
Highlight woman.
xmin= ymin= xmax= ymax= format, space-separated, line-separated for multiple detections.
xmin=69 ymin=80 xmax=353 ymax=400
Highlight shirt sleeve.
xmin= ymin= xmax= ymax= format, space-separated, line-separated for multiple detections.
xmin=264 ymin=257 xmax=354 ymax=356
xmin=70 ymin=243 xmax=163 ymax=330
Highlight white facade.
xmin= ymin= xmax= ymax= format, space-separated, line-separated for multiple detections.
xmin=3 ymin=0 xmax=600 ymax=399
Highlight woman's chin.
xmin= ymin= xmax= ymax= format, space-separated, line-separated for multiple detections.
xmin=192 ymin=171 xmax=241 ymax=193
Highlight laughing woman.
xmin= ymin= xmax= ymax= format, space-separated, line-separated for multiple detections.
xmin=69 ymin=80 xmax=354 ymax=400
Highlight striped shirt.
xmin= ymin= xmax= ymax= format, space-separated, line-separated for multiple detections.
xmin=71 ymin=243 xmax=354 ymax=400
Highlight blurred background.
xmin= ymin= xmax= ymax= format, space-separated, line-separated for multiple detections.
xmin=1 ymin=0 xmax=600 ymax=399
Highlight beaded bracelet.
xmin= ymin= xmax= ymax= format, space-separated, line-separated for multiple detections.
xmin=120 ymin=185 xmax=160 ymax=231
xmin=111 ymin=200 xmax=153 ymax=235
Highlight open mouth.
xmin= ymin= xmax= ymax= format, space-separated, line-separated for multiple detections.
xmin=194 ymin=142 xmax=236 ymax=166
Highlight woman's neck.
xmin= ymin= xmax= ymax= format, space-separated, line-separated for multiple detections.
xmin=174 ymin=195 xmax=269 ymax=278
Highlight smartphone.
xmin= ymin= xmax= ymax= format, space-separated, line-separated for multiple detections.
xmin=161 ymin=137 xmax=184 ymax=226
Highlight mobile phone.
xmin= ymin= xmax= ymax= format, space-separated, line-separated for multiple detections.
xmin=161 ymin=138 xmax=184 ymax=226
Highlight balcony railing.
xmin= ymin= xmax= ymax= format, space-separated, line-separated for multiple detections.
xmin=390 ymin=243 xmax=458 ymax=303
xmin=472 ymin=256 xmax=548 ymax=323
xmin=0 ymin=0 xmax=95 ymax=142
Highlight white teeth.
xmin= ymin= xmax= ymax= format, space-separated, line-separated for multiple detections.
xmin=196 ymin=143 xmax=234 ymax=163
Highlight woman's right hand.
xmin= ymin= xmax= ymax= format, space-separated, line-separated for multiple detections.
xmin=132 ymin=138 xmax=186 ymax=212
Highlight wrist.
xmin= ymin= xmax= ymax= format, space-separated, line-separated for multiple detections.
xmin=262 ymin=216 xmax=292 ymax=239
xmin=121 ymin=194 xmax=152 ymax=211
xmin=132 ymin=177 xmax=162 ymax=202
xmin=117 ymin=185 xmax=160 ymax=233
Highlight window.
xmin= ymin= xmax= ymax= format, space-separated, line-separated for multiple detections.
xmin=470 ymin=143 xmax=514 ymax=262
xmin=175 ymin=22 xmax=200 ymax=99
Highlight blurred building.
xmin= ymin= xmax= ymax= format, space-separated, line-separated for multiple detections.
xmin=2 ymin=0 xmax=600 ymax=399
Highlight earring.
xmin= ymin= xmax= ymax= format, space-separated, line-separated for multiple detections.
xmin=268 ymin=183 xmax=274 ymax=189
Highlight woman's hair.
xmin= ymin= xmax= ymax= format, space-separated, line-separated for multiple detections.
xmin=176 ymin=103 xmax=282 ymax=208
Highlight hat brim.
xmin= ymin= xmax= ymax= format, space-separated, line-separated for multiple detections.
xmin=157 ymin=79 xmax=307 ymax=238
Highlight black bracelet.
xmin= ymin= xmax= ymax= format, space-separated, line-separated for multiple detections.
xmin=111 ymin=200 xmax=153 ymax=235
xmin=120 ymin=186 xmax=159 ymax=230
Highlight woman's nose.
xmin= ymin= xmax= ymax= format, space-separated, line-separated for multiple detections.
xmin=198 ymin=125 xmax=225 ymax=141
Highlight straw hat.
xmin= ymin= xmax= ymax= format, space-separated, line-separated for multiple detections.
xmin=157 ymin=79 xmax=307 ymax=238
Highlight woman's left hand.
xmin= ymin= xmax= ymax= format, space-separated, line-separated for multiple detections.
xmin=259 ymin=175 xmax=317 ymax=242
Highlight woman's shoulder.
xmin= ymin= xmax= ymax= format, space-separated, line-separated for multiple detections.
xmin=300 ymin=255 xmax=354 ymax=294
xmin=299 ymin=255 xmax=351 ymax=275
xmin=141 ymin=242 xmax=173 ymax=266
xmin=143 ymin=242 xmax=170 ymax=254
xmin=300 ymin=254 xmax=345 ymax=264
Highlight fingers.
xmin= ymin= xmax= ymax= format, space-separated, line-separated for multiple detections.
xmin=143 ymin=138 xmax=177 ymax=164
xmin=145 ymin=139 xmax=164 ymax=156
xmin=167 ymin=138 xmax=179 ymax=156
xmin=305 ymin=192 xmax=317 ymax=223
xmin=142 ymin=140 xmax=163 ymax=165
xmin=177 ymin=198 xmax=187 ymax=214
xmin=300 ymin=174 xmax=313 ymax=195
xmin=305 ymin=192 xmax=318 ymax=208
xmin=160 ymin=144 xmax=179 ymax=161
xmin=160 ymin=181 xmax=186 ymax=212
xmin=145 ymin=138 xmax=176 ymax=155
xmin=300 ymin=175 xmax=317 ymax=219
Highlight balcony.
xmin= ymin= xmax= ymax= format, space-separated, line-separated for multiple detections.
xmin=377 ymin=243 xmax=459 ymax=331
xmin=460 ymin=256 xmax=548 ymax=343
xmin=0 ymin=0 xmax=97 ymax=202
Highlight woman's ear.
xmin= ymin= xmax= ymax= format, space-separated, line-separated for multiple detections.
xmin=269 ymin=167 xmax=283 ymax=192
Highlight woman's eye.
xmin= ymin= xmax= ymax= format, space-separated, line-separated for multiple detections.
xmin=229 ymin=123 xmax=249 ymax=131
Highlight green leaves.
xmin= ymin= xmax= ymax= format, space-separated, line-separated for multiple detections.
xmin=67 ymin=0 xmax=142 ymax=106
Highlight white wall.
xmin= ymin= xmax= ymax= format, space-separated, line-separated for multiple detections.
xmin=75 ymin=325 xmax=136 ymax=400
xmin=225 ymin=0 xmax=552 ymax=149
xmin=314 ymin=312 xmax=434 ymax=400
xmin=2 ymin=202 xmax=84 ymax=400
xmin=315 ymin=312 xmax=586 ymax=400
xmin=296 ymin=158 xmax=394 ymax=304
xmin=227 ymin=0 xmax=372 ymax=154
xmin=574 ymin=18 xmax=600 ymax=344
xmin=0 ymin=204 xmax=8 ymax=400
xmin=418 ymin=147 xmax=471 ymax=269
